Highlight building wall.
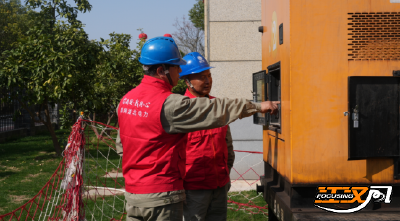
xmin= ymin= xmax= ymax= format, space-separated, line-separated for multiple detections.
xmin=205 ymin=0 xmax=263 ymax=179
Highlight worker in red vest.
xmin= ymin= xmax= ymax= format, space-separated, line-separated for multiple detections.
xmin=179 ymin=52 xmax=233 ymax=221
xmin=117 ymin=37 xmax=279 ymax=221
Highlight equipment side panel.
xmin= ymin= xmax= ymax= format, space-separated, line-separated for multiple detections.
xmin=290 ymin=0 xmax=400 ymax=184
xmin=262 ymin=0 xmax=292 ymax=182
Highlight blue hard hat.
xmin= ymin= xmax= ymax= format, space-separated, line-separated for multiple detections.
xmin=179 ymin=52 xmax=214 ymax=78
xmin=139 ymin=37 xmax=187 ymax=66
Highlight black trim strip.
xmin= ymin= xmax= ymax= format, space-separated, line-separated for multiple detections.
xmin=268 ymin=133 xmax=285 ymax=142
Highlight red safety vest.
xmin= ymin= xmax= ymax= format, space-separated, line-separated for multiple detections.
xmin=118 ymin=75 xmax=187 ymax=194
xmin=183 ymin=89 xmax=230 ymax=190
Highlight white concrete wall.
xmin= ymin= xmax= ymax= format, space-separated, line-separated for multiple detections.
xmin=205 ymin=0 xmax=263 ymax=179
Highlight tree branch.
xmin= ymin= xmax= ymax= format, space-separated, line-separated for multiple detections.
xmin=15 ymin=96 xmax=45 ymax=124
xmin=173 ymin=16 xmax=204 ymax=56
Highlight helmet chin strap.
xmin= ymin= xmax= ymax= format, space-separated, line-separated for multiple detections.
xmin=162 ymin=64 xmax=174 ymax=86
xmin=185 ymin=78 xmax=202 ymax=96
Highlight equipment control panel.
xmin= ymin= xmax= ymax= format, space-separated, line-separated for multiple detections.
xmin=252 ymin=61 xmax=282 ymax=133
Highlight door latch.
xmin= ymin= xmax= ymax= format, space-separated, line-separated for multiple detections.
xmin=352 ymin=105 xmax=359 ymax=128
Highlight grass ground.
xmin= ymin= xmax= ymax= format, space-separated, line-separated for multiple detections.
xmin=228 ymin=190 xmax=268 ymax=220
xmin=0 ymin=126 xmax=268 ymax=220
xmin=0 ymin=129 xmax=69 ymax=214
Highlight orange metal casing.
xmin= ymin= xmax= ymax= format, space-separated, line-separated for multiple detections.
xmin=262 ymin=0 xmax=400 ymax=185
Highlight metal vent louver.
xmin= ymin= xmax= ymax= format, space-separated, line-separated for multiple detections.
xmin=348 ymin=12 xmax=400 ymax=61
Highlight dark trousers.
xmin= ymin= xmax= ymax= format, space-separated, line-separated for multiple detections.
xmin=126 ymin=201 xmax=183 ymax=221
xmin=183 ymin=182 xmax=230 ymax=221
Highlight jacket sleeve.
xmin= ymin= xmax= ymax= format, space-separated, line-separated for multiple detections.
xmin=226 ymin=125 xmax=235 ymax=174
xmin=161 ymin=94 xmax=261 ymax=134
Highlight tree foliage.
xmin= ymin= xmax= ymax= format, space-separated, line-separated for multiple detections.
xmin=0 ymin=0 xmax=100 ymax=156
xmin=188 ymin=0 xmax=204 ymax=31
xmin=0 ymin=0 xmax=33 ymax=56
xmin=0 ymin=0 xmax=149 ymax=155
xmin=90 ymin=33 xmax=144 ymax=126
xmin=172 ymin=79 xmax=188 ymax=95
xmin=25 ymin=0 xmax=92 ymax=22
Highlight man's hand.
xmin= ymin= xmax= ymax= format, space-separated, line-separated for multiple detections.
xmin=260 ymin=101 xmax=280 ymax=115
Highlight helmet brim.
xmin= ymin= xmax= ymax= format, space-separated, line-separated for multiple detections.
xmin=174 ymin=58 xmax=188 ymax=66
xmin=179 ymin=66 xmax=214 ymax=78
xmin=139 ymin=57 xmax=187 ymax=66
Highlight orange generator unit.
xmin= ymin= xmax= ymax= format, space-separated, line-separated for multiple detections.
xmin=253 ymin=0 xmax=400 ymax=220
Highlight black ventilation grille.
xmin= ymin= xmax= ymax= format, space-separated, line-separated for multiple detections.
xmin=348 ymin=12 xmax=400 ymax=61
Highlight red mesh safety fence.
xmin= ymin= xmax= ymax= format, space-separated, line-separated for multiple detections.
xmin=0 ymin=119 xmax=86 ymax=221
xmin=0 ymin=119 xmax=268 ymax=220
xmin=227 ymin=150 xmax=268 ymax=217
